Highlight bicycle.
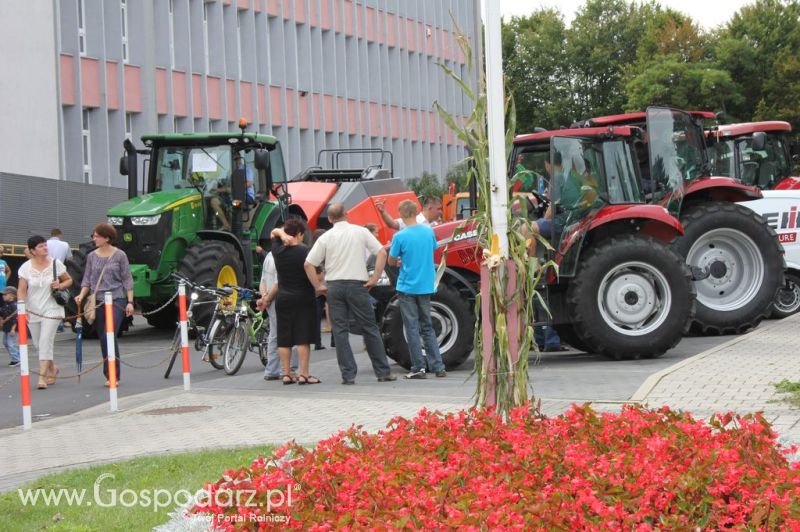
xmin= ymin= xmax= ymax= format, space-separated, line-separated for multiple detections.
xmin=220 ymin=285 xmax=269 ymax=375
xmin=163 ymin=274 xmax=236 ymax=378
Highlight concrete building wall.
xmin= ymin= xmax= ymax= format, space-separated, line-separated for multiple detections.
xmin=0 ymin=0 xmax=479 ymax=248
xmin=0 ymin=1 xmax=61 ymax=180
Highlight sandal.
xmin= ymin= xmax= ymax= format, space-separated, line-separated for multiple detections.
xmin=297 ymin=375 xmax=321 ymax=385
xmin=46 ymin=367 xmax=59 ymax=385
xmin=282 ymin=375 xmax=296 ymax=385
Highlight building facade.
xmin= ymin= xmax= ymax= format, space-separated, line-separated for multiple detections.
xmin=3 ymin=0 xmax=479 ymax=188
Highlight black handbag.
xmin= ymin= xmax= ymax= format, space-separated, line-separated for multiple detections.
xmin=52 ymin=260 xmax=70 ymax=307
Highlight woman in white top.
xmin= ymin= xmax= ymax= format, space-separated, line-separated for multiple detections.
xmin=17 ymin=235 xmax=73 ymax=389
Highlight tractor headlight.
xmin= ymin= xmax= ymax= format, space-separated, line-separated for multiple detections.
xmin=131 ymin=215 xmax=161 ymax=226
xmin=108 ymin=216 xmax=124 ymax=226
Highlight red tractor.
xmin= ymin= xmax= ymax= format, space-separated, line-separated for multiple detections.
xmin=581 ymin=107 xmax=785 ymax=335
xmin=379 ymin=125 xmax=697 ymax=368
xmin=706 ymin=120 xmax=800 ymax=317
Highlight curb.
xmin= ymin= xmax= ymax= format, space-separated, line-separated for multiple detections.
xmin=630 ymin=316 xmax=797 ymax=403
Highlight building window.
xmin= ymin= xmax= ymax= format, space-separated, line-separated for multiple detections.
xmin=82 ymin=109 xmax=92 ymax=183
xmin=203 ymin=4 xmax=210 ymax=73
xmin=78 ymin=0 xmax=87 ymax=56
xmin=121 ymin=0 xmax=129 ymax=63
xmin=125 ymin=112 xmax=133 ymax=138
xmin=168 ymin=0 xmax=175 ymax=69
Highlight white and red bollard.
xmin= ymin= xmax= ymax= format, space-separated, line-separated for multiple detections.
xmin=17 ymin=301 xmax=31 ymax=430
xmin=104 ymin=291 xmax=118 ymax=412
xmin=178 ymin=281 xmax=191 ymax=390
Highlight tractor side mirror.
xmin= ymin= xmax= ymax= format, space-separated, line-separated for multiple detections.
xmin=231 ymin=168 xmax=247 ymax=207
xmin=751 ymin=131 xmax=767 ymax=152
xmin=119 ymin=155 xmax=128 ymax=175
xmin=254 ymin=149 xmax=270 ymax=171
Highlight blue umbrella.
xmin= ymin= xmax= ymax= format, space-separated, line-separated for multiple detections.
xmin=75 ymin=321 xmax=83 ymax=381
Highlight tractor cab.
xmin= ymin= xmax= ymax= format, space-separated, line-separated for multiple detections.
xmin=707 ymin=121 xmax=797 ymax=190
xmin=511 ymin=126 xmax=665 ymax=276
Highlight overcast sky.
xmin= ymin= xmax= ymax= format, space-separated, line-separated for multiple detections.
xmin=497 ymin=0 xmax=755 ymax=30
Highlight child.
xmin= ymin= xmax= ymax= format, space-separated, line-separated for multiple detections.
xmin=0 ymin=248 xmax=9 ymax=293
xmin=0 ymin=286 xmax=20 ymax=367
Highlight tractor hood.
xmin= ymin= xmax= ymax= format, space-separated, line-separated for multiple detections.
xmin=107 ymin=189 xmax=201 ymax=217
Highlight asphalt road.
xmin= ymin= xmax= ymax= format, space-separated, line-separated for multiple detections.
xmin=0 ymin=316 xmax=735 ymax=429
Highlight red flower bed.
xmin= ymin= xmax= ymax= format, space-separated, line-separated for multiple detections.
xmin=193 ymin=404 xmax=800 ymax=530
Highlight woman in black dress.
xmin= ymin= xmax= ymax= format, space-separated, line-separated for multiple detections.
xmin=266 ymin=219 xmax=320 ymax=384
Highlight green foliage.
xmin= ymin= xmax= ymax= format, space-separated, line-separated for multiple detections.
xmin=774 ymin=379 xmax=800 ymax=407
xmin=406 ymin=171 xmax=446 ymax=201
xmin=435 ymin=29 xmax=552 ymax=417
xmin=502 ymin=0 xmax=800 ymax=131
xmin=716 ymin=0 xmax=800 ymax=128
xmin=444 ymin=160 xmax=471 ymax=192
xmin=0 ymin=445 xmax=273 ymax=531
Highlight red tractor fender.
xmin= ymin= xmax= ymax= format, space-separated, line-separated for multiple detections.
xmin=586 ymin=204 xmax=685 ymax=243
xmin=684 ymin=177 xmax=762 ymax=203
xmin=775 ymin=176 xmax=800 ymax=191
xmin=432 ymin=220 xmax=481 ymax=275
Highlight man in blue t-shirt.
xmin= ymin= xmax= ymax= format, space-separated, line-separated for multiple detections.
xmin=388 ymin=200 xmax=446 ymax=379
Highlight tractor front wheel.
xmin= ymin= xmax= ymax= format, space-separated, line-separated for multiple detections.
xmin=772 ymin=272 xmax=800 ymax=319
xmin=567 ymin=235 xmax=695 ymax=360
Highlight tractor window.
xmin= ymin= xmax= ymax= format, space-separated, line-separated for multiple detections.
xmin=600 ymin=140 xmax=642 ymax=204
xmin=153 ymin=145 xmax=231 ymax=195
xmin=646 ymin=108 xmax=705 ymax=201
xmin=510 ymin=150 xmax=549 ymax=194
xmin=709 ymin=140 xmax=735 ymax=177
xmin=269 ymin=145 xmax=287 ymax=185
xmin=736 ymin=134 xmax=791 ymax=188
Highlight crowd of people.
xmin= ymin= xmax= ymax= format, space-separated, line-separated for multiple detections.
xmin=0 ymin=225 xmax=134 ymax=389
xmin=0 ymin=189 xmax=568 ymax=389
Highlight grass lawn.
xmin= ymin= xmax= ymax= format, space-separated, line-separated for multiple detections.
xmin=775 ymin=379 xmax=800 ymax=408
xmin=0 ymin=445 xmax=274 ymax=532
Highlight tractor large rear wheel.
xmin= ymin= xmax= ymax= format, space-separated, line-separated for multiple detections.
xmin=381 ymin=283 xmax=473 ymax=370
xmin=567 ymin=235 xmax=695 ymax=360
xmin=672 ymin=202 xmax=783 ymax=335
xmin=178 ymin=241 xmax=245 ymax=330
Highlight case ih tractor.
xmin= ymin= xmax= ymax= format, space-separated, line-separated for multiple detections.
xmin=66 ymin=125 xmax=416 ymax=333
xmin=380 ymin=125 xmax=697 ymax=368
xmin=581 ymin=107 xmax=784 ymax=335
xmin=706 ymin=120 xmax=800 ymax=317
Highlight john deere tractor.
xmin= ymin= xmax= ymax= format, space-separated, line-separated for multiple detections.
xmin=66 ymin=123 xmax=306 ymax=332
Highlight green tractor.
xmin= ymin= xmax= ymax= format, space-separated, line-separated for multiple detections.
xmin=66 ymin=123 xmax=304 ymax=333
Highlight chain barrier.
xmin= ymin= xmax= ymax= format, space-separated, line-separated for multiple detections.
xmin=20 ymin=361 xmax=105 ymax=382
xmin=24 ymin=289 xmax=181 ymax=322
xmin=119 ymin=348 xmax=176 ymax=370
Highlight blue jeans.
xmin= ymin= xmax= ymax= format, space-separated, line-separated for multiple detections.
xmin=3 ymin=331 xmax=19 ymax=363
xmin=397 ymin=293 xmax=445 ymax=373
xmin=327 ymin=280 xmax=391 ymax=381
xmin=535 ymin=325 xmax=561 ymax=350
xmin=95 ymin=297 xmax=126 ymax=379
xmin=264 ymin=304 xmax=298 ymax=378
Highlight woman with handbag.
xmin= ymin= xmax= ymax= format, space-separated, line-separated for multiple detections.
xmin=17 ymin=235 xmax=73 ymax=389
xmin=74 ymin=223 xmax=134 ymax=386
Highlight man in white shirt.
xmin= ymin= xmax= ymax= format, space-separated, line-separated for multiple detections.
xmin=303 ymin=203 xmax=396 ymax=385
xmin=46 ymin=228 xmax=72 ymax=263
xmin=375 ymin=196 xmax=442 ymax=230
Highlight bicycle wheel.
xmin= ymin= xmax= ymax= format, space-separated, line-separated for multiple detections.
xmin=223 ymin=321 xmax=249 ymax=375
xmin=204 ymin=317 xmax=226 ymax=370
xmin=163 ymin=328 xmax=182 ymax=378
xmin=255 ymin=321 xmax=269 ymax=367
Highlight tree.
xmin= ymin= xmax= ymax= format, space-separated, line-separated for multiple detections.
xmin=714 ymin=0 xmax=800 ymax=126
xmin=502 ymin=9 xmax=575 ymax=132
xmin=566 ymin=0 xmax=651 ymax=119
xmin=405 ymin=172 xmax=446 ymax=201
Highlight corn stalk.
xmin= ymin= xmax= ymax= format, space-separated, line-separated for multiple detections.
xmin=435 ymin=30 xmax=551 ymax=418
